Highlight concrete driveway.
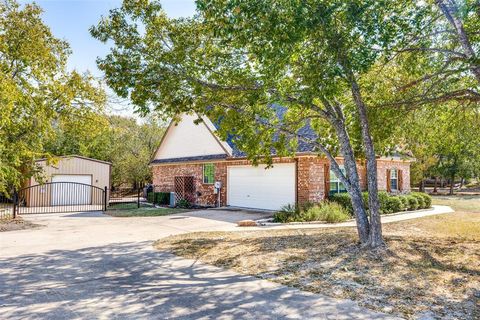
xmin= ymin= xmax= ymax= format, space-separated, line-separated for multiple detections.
xmin=0 ymin=210 xmax=398 ymax=319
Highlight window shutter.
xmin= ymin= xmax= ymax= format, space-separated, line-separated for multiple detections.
xmin=386 ymin=169 xmax=391 ymax=193
xmin=324 ymin=163 xmax=330 ymax=199
xmin=398 ymin=170 xmax=403 ymax=191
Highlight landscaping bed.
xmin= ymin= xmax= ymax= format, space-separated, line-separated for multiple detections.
xmin=273 ymin=191 xmax=432 ymax=223
xmin=155 ymin=196 xmax=479 ymax=319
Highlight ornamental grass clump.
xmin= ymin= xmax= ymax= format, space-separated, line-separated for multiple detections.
xmin=303 ymin=202 xmax=351 ymax=223
xmin=274 ymin=201 xmax=351 ymax=223
xmin=273 ymin=203 xmax=301 ymax=223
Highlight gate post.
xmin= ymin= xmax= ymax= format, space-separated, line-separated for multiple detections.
xmin=104 ymin=186 xmax=108 ymax=212
xmin=137 ymin=188 xmax=141 ymax=208
xmin=12 ymin=189 xmax=17 ymax=219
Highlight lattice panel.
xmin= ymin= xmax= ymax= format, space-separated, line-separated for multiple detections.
xmin=174 ymin=176 xmax=196 ymax=204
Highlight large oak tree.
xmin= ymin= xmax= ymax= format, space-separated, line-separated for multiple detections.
xmin=91 ymin=0 xmax=436 ymax=248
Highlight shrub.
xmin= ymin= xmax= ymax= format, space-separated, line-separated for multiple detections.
xmin=319 ymin=202 xmax=351 ymax=223
xmin=410 ymin=192 xmax=426 ymax=209
xmin=422 ymin=193 xmax=432 ymax=208
xmin=377 ymin=191 xmax=391 ymax=212
xmin=275 ymin=202 xmax=350 ymax=223
xmin=147 ymin=192 xmax=170 ymax=205
xmin=327 ymin=191 xmax=428 ymax=216
xmin=411 ymin=192 xmax=432 ymax=208
xmin=302 ymin=205 xmax=323 ymax=222
xmin=329 ymin=193 xmax=353 ymax=215
xmin=362 ymin=192 xmax=369 ymax=209
xmin=303 ymin=202 xmax=351 ymax=223
xmin=298 ymin=201 xmax=316 ymax=212
xmin=405 ymin=195 xmax=419 ymax=210
xmin=273 ymin=203 xmax=301 ymax=223
xmin=398 ymin=196 xmax=409 ymax=210
xmin=147 ymin=192 xmax=154 ymax=203
xmin=384 ymin=196 xmax=404 ymax=214
xmin=177 ymin=198 xmax=191 ymax=208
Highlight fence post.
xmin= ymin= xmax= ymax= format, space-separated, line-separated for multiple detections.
xmin=137 ymin=188 xmax=141 ymax=208
xmin=12 ymin=189 xmax=17 ymax=219
xmin=104 ymin=186 xmax=108 ymax=212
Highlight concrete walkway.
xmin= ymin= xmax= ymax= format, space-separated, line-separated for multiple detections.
xmin=256 ymin=205 xmax=454 ymax=230
xmin=0 ymin=207 xmax=447 ymax=319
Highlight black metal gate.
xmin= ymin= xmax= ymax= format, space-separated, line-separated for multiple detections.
xmin=3 ymin=182 xmax=107 ymax=216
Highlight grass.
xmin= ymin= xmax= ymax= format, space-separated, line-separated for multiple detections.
xmin=0 ymin=217 xmax=40 ymax=232
xmin=155 ymin=195 xmax=480 ymax=319
xmin=107 ymin=205 xmax=189 ymax=217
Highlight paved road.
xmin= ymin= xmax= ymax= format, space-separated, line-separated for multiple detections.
xmin=0 ymin=210 xmax=398 ymax=319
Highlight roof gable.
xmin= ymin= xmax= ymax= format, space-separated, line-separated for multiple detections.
xmin=153 ymin=113 xmax=232 ymax=161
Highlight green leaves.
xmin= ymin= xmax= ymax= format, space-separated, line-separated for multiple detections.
xmin=0 ymin=1 xmax=107 ymax=193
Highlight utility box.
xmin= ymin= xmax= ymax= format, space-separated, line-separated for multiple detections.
xmin=169 ymin=192 xmax=176 ymax=207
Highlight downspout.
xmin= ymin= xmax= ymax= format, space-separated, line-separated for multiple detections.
xmin=295 ymin=158 xmax=299 ymax=206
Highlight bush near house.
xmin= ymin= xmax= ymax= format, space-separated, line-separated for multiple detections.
xmin=176 ymin=199 xmax=191 ymax=209
xmin=274 ymin=201 xmax=350 ymax=223
xmin=330 ymin=192 xmax=432 ymax=215
xmin=147 ymin=192 xmax=170 ymax=205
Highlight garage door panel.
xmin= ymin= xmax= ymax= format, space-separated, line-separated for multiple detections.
xmin=51 ymin=175 xmax=92 ymax=206
xmin=227 ymin=164 xmax=295 ymax=210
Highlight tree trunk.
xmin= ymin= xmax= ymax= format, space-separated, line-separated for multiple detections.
xmin=419 ymin=179 xmax=426 ymax=192
xmin=459 ymin=177 xmax=464 ymax=189
xmin=433 ymin=177 xmax=438 ymax=193
xmin=449 ymin=174 xmax=455 ymax=195
xmin=326 ymin=115 xmax=370 ymax=244
xmin=349 ymin=75 xmax=384 ymax=249
xmin=436 ymin=0 xmax=480 ymax=84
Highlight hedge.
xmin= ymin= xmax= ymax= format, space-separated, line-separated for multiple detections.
xmin=147 ymin=192 xmax=170 ymax=205
xmin=330 ymin=191 xmax=432 ymax=215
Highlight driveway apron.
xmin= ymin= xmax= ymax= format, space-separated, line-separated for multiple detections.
xmin=0 ymin=211 xmax=399 ymax=319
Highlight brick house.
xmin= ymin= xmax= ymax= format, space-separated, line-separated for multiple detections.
xmin=150 ymin=112 xmax=412 ymax=210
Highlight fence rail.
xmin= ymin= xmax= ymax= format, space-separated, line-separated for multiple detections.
xmin=0 ymin=183 xmax=198 ymax=217
xmin=107 ymin=187 xmax=147 ymax=210
xmin=1 ymin=182 xmax=106 ymax=216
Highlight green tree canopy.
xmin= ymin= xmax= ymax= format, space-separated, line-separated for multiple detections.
xmin=0 ymin=0 xmax=106 ymax=193
xmin=107 ymin=115 xmax=165 ymax=188
xmin=91 ymin=0 xmax=436 ymax=248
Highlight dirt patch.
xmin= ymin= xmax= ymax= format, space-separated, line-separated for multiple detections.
xmin=0 ymin=218 xmax=41 ymax=232
xmin=155 ymin=196 xmax=480 ymax=319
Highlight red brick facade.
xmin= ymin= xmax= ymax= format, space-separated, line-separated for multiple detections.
xmin=376 ymin=159 xmax=411 ymax=192
xmin=151 ymin=156 xmax=410 ymax=207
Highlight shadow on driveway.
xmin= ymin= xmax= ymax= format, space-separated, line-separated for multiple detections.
xmin=0 ymin=242 xmax=394 ymax=319
xmin=176 ymin=208 xmax=273 ymax=224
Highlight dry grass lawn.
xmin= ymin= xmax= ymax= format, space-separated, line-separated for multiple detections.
xmin=155 ymin=196 xmax=480 ymax=319
xmin=0 ymin=217 xmax=40 ymax=232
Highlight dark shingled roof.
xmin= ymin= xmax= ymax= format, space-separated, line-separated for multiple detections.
xmin=216 ymin=104 xmax=318 ymax=157
xmin=150 ymin=154 xmax=228 ymax=164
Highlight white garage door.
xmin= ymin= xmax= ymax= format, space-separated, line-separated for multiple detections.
xmin=227 ymin=164 xmax=296 ymax=210
xmin=51 ymin=175 xmax=92 ymax=206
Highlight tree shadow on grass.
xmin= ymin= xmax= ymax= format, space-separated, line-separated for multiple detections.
xmin=161 ymin=230 xmax=479 ymax=318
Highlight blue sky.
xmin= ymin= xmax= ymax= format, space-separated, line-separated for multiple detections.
xmin=21 ymin=0 xmax=197 ymax=75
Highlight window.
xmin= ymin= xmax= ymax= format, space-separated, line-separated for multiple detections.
xmin=203 ymin=164 xmax=215 ymax=184
xmin=390 ymin=168 xmax=398 ymax=191
xmin=330 ymin=166 xmax=347 ymax=195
